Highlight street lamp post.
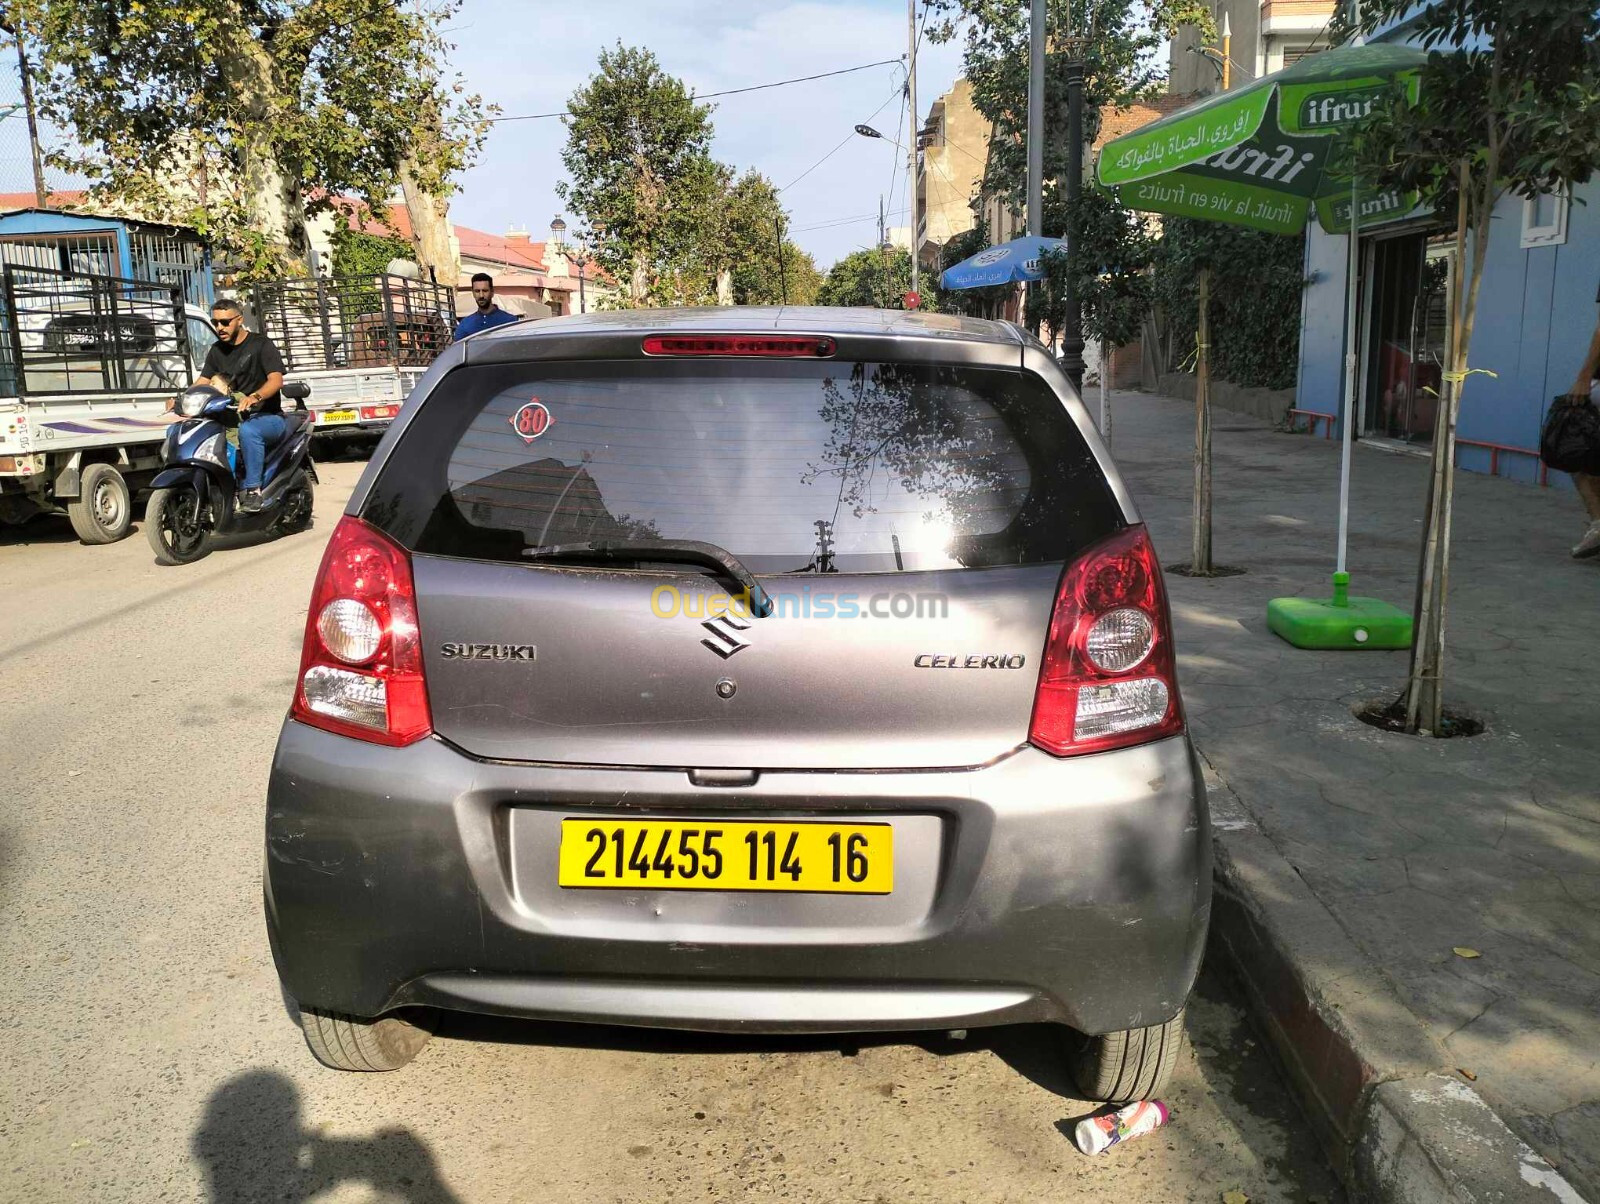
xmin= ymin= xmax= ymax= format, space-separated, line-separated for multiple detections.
xmin=1059 ymin=34 xmax=1089 ymax=391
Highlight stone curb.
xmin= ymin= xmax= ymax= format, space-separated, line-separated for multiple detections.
xmin=1200 ymin=755 xmax=1591 ymax=1204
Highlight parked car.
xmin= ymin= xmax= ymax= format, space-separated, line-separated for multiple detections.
xmin=265 ymin=308 xmax=1211 ymax=1101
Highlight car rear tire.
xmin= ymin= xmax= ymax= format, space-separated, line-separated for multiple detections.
xmin=68 ymin=462 xmax=132 ymax=544
xmin=298 ymin=1004 xmax=432 ymax=1072
xmin=1068 ymin=1009 xmax=1185 ymax=1103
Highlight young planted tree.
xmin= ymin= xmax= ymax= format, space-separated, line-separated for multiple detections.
xmin=14 ymin=0 xmax=487 ymax=278
xmin=1347 ymin=0 xmax=1600 ymax=733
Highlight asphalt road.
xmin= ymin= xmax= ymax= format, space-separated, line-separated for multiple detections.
xmin=0 ymin=460 xmax=1343 ymax=1204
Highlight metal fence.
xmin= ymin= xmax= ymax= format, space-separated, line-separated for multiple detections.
xmin=247 ymin=274 xmax=454 ymax=373
xmin=128 ymin=229 xmax=213 ymax=310
xmin=0 ymin=264 xmax=190 ymax=396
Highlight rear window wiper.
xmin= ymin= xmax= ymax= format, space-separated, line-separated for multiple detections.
xmin=522 ymin=539 xmax=775 ymax=618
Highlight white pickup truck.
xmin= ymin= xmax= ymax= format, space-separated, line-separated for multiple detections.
xmin=247 ymin=272 xmax=453 ymax=449
xmin=2 ymin=267 xmax=457 ymax=545
xmin=0 ymin=265 xmax=216 ymax=543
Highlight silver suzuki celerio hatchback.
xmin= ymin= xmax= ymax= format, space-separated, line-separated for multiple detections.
xmin=265 ymin=308 xmax=1210 ymax=1100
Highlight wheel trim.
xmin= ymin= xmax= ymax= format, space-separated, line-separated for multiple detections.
xmin=93 ymin=477 xmax=126 ymax=528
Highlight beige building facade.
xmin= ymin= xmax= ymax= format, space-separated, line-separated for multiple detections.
xmin=1170 ymin=0 xmax=1336 ymax=96
xmin=916 ymin=78 xmax=991 ymax=262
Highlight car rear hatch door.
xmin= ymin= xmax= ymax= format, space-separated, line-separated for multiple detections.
xmin=364 ymin=352 xmax=1124 ymax=770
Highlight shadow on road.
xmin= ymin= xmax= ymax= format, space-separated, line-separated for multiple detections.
xmin=193 ymin=1070 xmax=461 ymax=1204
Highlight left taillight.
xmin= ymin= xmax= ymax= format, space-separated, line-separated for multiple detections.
xmin=291 ymin=515 xmax=432 ymax=746
xmin=1028 ymin=524 xmax=1185 ymax=757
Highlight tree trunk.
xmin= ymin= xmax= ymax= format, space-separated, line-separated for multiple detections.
xmin=1191 ymin=267 xmax=1214 ymax=573
xmin=715 ymin=268 xmax=733 ymax=306
xmin=1404 ymin=160 xmax=1485 ymax=734
xmin=399 ymin=157 xmax=459 ymax=287
xmin=215 ymin=33 xmax=310 ymax=274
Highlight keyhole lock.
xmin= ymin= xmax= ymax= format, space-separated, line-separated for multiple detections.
xmin=715 ymin=678 xmax=737 ymax=699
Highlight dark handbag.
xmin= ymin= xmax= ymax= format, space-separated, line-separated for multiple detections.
xmin=1540 ymin=395 xmax=1600 ymax=475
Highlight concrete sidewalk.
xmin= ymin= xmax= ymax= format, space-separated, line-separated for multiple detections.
xmin=1107 ymin=391 xmax=1599 ymax=1201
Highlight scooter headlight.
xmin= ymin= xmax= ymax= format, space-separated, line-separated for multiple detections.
xmin=176 ymin=385 xmax=222 ymax=417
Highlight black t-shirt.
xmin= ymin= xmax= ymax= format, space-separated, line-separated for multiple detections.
xmin=202 ymin=332 xmax=287 ymax=416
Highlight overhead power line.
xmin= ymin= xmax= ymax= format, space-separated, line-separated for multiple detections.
xmin=486 ymin=57 xmax=906 ymax=125
xmin=781 ymin=76 xmax=905 ymax=193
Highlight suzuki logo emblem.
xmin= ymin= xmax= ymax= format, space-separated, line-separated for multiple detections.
xmin=700 ymin=613 xmax=752 ymax=659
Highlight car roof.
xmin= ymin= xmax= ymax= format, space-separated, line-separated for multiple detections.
xmin=471 ymin=306 xmax=1027 ymax=349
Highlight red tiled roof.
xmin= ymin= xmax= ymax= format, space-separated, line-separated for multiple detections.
xmin=340 ymin=200 xmax=604 ymax=284
xmin=0 ymin=190 xmax=91 ymax=210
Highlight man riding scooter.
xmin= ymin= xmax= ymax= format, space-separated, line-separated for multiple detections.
xmin=166 ymin=299 xmax=287 ymax=511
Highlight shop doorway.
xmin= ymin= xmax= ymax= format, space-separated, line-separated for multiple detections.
xmin=1360 ymin=231 xmax=1456 ymax=446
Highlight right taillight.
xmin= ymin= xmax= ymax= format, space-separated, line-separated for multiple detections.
xmin=291 ymin=516 xmax=432 ymax=747
xmin=1029 ymin=524 xmax=1185 ymax=757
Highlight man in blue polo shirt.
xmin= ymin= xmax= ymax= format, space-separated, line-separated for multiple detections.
xmin=453 ymin=273 xmax=521 ymax=341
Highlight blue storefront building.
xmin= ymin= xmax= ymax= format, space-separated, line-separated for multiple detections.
xmin=1294 ymin=22 xmax=1599 ymax=490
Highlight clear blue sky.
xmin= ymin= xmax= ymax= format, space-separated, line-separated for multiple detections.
xmin=442 ymin=0 xmax=968 ymax=270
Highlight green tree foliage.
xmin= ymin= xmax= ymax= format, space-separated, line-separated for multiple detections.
xmin=1344 ymin=0 xmax=1600 ymax=732
xmin=723 ymin=171 xmax=823 ymax=305
xmin=1148 ymin=217 xmax=1304 ymax=390
xmin=558 ymin=44 xmax=726 ymax=307
xmin=558 ymin=49 xmax=820 ymax=308
xmin=816 ymin=247 xmax=916 ymax=309
xmin=14 ymin=0 xmax=488 ymax=278
xmin=925 ymin=0 xmax=1212 ymax=217
xmin=1035 ymin=189 xmax=1155 ymax=349
xmin=330 ymin=228 xmax=413 ymax=279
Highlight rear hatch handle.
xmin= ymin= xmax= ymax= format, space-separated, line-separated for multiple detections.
xmin=522 ymin=539 xmax=775 ymax=618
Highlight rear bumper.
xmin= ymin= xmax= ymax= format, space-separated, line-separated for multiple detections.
xmin=264 ymin=723 xmax=1211 ymax=1035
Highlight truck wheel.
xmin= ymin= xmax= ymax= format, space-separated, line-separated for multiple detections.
xmin=67 ymin=462 xmax=133 ymax=544
xmin=145 ymin=485 xmax=211 ymax=565
xmin=1067 ymin=1009 xmax=1186 ymax=1103
xmin=298 ymin=1003 xmax=432 ymax=1072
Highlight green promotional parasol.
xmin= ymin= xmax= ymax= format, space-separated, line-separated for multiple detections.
xmin=1096 ymin=43 xmax=1425 ymax=650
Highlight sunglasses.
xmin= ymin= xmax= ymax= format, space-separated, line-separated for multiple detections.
xmin=211 ymin=315 xmax=238 ymax=329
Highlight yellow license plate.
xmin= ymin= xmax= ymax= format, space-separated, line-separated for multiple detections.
xmin=320 ymin=408 xmax=359 ymax=425
xmin=558 ymin=819 xmax=892 ymax=894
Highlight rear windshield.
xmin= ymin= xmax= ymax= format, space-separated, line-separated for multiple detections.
xmin=361 ymin=359 xmax=1122 ymax=573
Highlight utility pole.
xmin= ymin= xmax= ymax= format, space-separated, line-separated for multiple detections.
xmin=1026 ymin=0 xmax=1044 ymax=238
xmin=906 ymin=0 xmax=919 ymax=297
xmin=1058 ymin=22 xmax=1088 ymax=389
xmin=879 ymin=195 xmax=892 ymax=308
xmin=9 ymin=19 xmax=48 ymax=208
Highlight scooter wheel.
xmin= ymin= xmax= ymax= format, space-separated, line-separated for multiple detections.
xmin=146 ymin=485 xmax=212 ymax=566
xmin=276 ymin=473 xmax=315 ymax=535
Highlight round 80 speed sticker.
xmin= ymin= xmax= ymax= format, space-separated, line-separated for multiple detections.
xmin=511 ymin=400 xmax=552 ymax=444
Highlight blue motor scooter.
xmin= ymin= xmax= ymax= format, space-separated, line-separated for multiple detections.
xmin=145 ymin=380 xmax=317 ymax=565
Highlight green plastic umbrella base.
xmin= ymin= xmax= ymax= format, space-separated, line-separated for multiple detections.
xmin=1267 ymin=572 xmax=1413 ymax=650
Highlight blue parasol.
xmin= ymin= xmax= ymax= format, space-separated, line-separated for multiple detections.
xmin=939 ymin=235 xmax=1065 ymax=290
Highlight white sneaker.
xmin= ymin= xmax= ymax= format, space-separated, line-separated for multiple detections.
xmin=1573 ymin=520 xmax=1600 ymax=560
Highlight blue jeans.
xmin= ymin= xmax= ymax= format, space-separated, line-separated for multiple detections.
xmin=238 ymin=414 xmax=287 ymax=489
